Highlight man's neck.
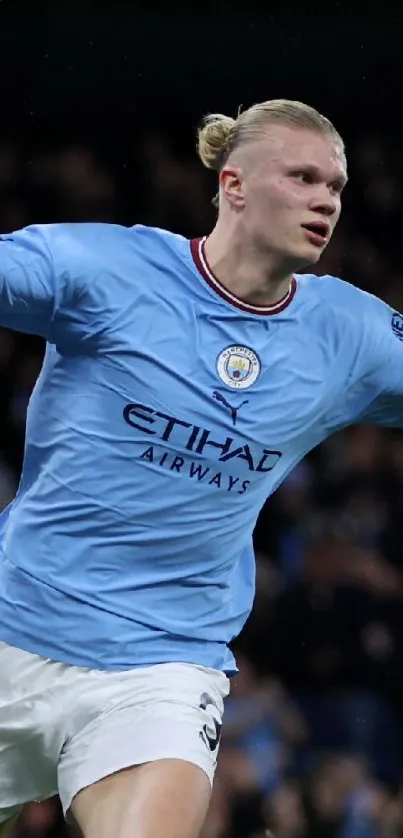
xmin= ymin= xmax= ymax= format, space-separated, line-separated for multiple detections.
xmin=204 ymin=224 xmax=294 ymax=307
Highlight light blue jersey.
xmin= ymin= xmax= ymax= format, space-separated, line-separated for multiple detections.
xmin=0 ymin=223 xmax=402 ymax=673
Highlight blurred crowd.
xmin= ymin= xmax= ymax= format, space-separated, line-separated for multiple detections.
xmin=2 ymin=127 xmax=403 ymax=837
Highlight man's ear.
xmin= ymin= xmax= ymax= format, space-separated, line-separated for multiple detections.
xmin=219 ymin=165 xmax=245 ymax=209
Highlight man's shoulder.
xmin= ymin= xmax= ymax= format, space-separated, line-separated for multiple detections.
xmin=27 ymin=221 xmax=186 ymax=255
xmin=297 ymin=271 xmax=384 ymax=319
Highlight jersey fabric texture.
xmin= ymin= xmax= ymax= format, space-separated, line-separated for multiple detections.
xmin=0 ymin=223 xmax=402 ymax=673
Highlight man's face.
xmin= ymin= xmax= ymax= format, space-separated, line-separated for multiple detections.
xmin=221 ymin=125 xmax=347 ymax=270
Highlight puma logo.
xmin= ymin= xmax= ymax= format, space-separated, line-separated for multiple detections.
xmin=212 ymin=390 xmax=249 ymax=426
xmin=199 ymin=692 xmax=222 ymax=753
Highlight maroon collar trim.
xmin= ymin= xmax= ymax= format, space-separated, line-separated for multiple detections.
xmin=190 ymin=237 xmax=297 ymax=315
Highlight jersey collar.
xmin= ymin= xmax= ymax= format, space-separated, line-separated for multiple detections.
xmin=190 ymin=236 xmax=297 ymax=316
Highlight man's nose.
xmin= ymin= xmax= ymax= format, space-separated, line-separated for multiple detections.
xmin=310 ymin=188 xmax=339 ymax=216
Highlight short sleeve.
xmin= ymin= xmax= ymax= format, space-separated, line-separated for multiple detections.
xmin=320 ymin=287 xmax=403 ymax=434
xmin=356 ymin=301 xmax=403 ymax=427
xmin=0 ymin=223 xmax=112 ymax=348
xmin=0 ymin=224 xmax=83 ymax=341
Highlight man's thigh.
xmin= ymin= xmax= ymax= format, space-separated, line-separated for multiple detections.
xmin=70 ymin=759 xmax=212 ymax=838
xmin=58 ymin=662 xmax=229 ymax=819
xmin=0 ymin=642 xmax=62 ymax=820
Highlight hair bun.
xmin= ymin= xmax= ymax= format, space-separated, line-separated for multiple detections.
xmin=197 ymin=113 xmax=236 ymax=171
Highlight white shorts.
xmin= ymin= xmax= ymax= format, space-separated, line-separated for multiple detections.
xmin=0 ymin=641 xmax=229 ymax=823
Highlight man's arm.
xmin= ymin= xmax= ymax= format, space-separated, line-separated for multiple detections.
xmin=0 ymin=224 xmax=70 ymax=339
xmin=355 ymin=300 xmax=403 ymax=428
xmin=320 ymin=287 xmax=403 ymax=436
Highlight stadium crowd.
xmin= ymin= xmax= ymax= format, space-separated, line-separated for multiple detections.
xmin=1 ymin=127 xmax=403 ymax=837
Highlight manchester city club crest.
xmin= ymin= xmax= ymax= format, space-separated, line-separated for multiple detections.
xmin=216 ymin=345 xmax=261 ymax=390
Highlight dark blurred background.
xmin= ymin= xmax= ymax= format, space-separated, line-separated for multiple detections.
xmin=2 ymin=1 xmax=403 ymax=835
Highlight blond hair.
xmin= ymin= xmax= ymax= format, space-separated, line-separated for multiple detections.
xmin=197 ymin=99 xmax=344 ymax=206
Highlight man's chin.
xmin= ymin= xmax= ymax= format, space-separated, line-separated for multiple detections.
xmin=293 ymin=244 xmax=324 ymax=270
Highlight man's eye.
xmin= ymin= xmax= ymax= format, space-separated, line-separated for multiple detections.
xmin=292 ymin=171 xmax=312 ymax=183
